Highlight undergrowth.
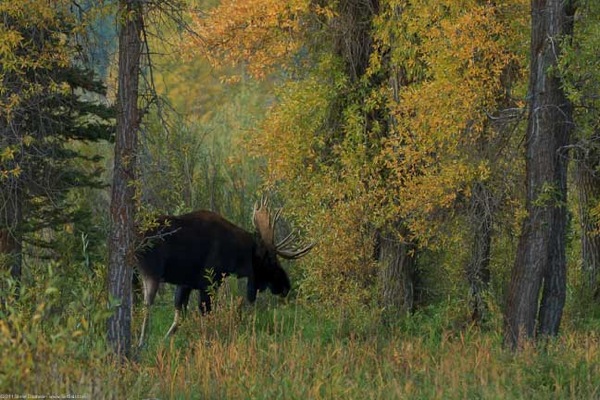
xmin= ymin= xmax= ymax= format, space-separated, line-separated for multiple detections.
xmin=1 ymin=276 xmax=599 ymax=399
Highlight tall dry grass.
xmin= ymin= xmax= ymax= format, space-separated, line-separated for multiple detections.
xmin=2 ymin=277 xmax=599 ymax=399
xmin=135 ymin=285 xmax=600 ymax=399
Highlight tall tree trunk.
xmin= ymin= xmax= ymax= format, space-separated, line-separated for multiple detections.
xmin=107 ymin=0 xmax=143 ymax=359
xmin=504 ymin=0 xmax=575 ymax=349
xmin=466 ymin=182 xmax=492 ymax=324
xmin=378 ymin=230 xmax=417 ymax=315
xmin=576 ymin=143 xmax=600 ymax=296
xmin=0 ymin=185 xmax=22 ymax=282
xmin=1 ymin=119 xmax=23 ymax=285
xmin=0 ymin=182 xmax=22 ymax=309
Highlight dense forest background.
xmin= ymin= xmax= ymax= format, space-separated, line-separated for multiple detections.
xmin=1 ymin=0 xmax=599 ymax=398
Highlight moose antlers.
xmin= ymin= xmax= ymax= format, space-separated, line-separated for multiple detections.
xmin=252 ymin=196 xmax=315 ymax=259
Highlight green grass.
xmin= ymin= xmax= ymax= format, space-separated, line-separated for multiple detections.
xmin=1 ymin=278 xmax=599 ymax=399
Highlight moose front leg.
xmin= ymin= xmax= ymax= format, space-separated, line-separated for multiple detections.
xmin=246 ymin=277 xmax=258 ymax=303
xmin=165 ymin=285 xmax=192 ymax=339
xmin=138 ymin=275 xmax=160 ymax=348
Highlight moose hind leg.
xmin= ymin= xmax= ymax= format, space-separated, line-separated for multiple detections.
xmin=199 ymin=289 xmax=212 ymax=315
xmin=165 ymin=285 xmax=192 ymax=338
xmin=138 ymin=275 xmax=159 ymax=348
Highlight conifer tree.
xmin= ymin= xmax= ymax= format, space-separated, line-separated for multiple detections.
xmin=0 ymin=2 xmax=113 ymax=282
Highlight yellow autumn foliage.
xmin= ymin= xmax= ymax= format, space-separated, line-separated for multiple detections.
xmin=188 ymin=0 xmax=315 ymax=80
xmin=188 ymin=0 xmax=529 ymax=303
xmin=376 ymin=0 xmax=528 ymax=247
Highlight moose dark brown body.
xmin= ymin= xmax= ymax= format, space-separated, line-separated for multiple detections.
xmin=137 ymin=200 xmax=312 ymax=346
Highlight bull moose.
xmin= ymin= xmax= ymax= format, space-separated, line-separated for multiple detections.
xmin=136 ymin=197 xmax=313 ymax=347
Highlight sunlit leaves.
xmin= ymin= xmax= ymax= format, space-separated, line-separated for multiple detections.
xmin=184 ymin=0 xmax=529 ymax=300
xmin=375 ymin=0 xmax=528 ymax=247
xmin=188 ymin=0 xmax=316 ymax=79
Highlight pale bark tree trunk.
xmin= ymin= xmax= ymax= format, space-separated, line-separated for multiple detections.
xmin=504 ymin=0 xmax=575 ymax=348
xmin=107 ymin=0 xmax=143 ymax=359
xmin=575 ymin=144 xmax=600 ymax=295
xmin=378 ymin=230 xmax=417 ymax=315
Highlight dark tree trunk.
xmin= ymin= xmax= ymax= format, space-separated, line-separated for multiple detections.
xmin=0 ymin=119 xmax=23 ymax=285
xmin=0 ymin=186 xmax=22 ymax=282
xmin=504 ymin=0 xmax=575 ymax=349
xmin=576 ymin=144 xmax=600 ymax=295
xmin=378 ymin=230 xmax=417 ymax=315
xmin=466 ymin=182 xmax=492 ymax=324
xmin=0 ymin=184 xmax=22 ymax=311
xmin=107 ymin=0 xmax=143 ymax=359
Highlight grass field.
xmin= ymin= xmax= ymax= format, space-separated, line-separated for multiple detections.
xmin=1 ymin=278 xmax=599 ymax=399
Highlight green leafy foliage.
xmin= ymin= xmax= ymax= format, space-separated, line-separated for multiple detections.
xmin=0 ymin=258 xmax=114 ymax=395
xmin=561 ymin=1 xmax=600 ymax=227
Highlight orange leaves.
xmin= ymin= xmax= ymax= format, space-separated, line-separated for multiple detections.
xmin=427 ymin=3 xmax=522 ymax=104
xmin=188 ymin=0 xmax=313 ymax=79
